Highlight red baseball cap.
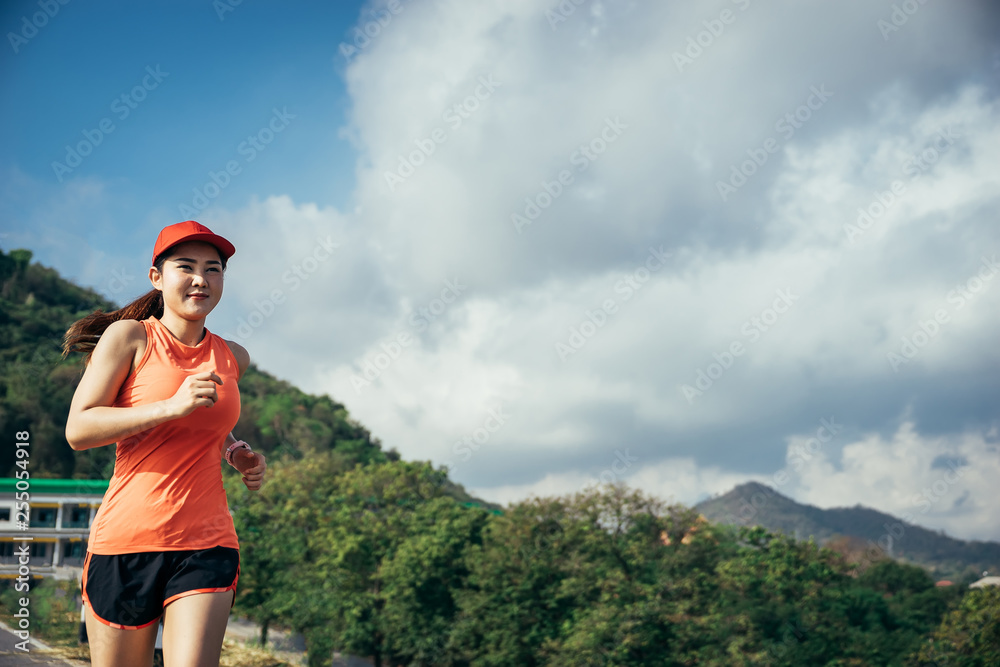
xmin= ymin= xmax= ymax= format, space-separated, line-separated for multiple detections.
xmin=152 ymin=221 xmax=236 ymax=266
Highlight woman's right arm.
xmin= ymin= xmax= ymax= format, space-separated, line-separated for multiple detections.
xmin=65 ymin=319 xmax=223 ymax=451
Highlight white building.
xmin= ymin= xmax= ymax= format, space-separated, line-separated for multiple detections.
xmin=969 ymin=576 xmax=1000 ymax=589
xmin=0 ymin=478 xmax=108 ymax=581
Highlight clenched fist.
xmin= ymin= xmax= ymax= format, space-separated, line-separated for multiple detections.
xmin=167 ymin=371 xmax=223 ymax=418
xmin=231 ymin=447 xmax=267 ymax=491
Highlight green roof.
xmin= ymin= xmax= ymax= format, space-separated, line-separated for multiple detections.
xmin=0 ymin=479 xmax=109 ymax=495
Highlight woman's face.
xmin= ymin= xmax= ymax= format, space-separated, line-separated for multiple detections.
xmin=150 ymin=241 xmax=225 ymax=321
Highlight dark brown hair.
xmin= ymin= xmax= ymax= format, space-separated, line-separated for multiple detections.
xmin=62 ymin=245 xmax=227 ymax=363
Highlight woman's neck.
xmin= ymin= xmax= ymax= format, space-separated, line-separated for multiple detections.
xmin=157 ymin=312 xmax=207 ymax=346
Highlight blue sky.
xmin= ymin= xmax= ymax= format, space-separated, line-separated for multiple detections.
xmin=3 ymin=0 xmax=1000 ymax=543
xmin=1 ymin=0 xmax=359 ymax=232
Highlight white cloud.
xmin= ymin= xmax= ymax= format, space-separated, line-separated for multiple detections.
xmin=785 ymin=421 xmax=1000 ymax=542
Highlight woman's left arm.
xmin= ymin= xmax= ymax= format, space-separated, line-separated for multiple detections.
xmin=224 ymin=339 xmax=267 ymax=490
xmin=230 ymin=442 xmax=267 ymax=491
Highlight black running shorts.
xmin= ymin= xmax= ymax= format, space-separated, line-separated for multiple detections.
xmin=82 ymin=546 xmax=240 ymax=629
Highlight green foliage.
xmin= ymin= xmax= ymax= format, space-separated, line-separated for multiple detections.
xmin=305 ymin=461 xmax=483 ymax=666
xmin=908 ymin=586 xmax=1000 ymax=666
xmin=379 ymin=498 xmax=488 ymax=665
xmin=225 ymin=474 xmax=982 ymax=666
xmin=0 ymin=578 xmax=80 ymax=644
xmin=228 ymin=457 xmax=488 ymax=667
xmin=226 ymin=450 xmax=360 ymax=654
xmin=446 ymin=489 xmax=963 ymax=666
xmin=449 ymin=486 xmax=722 ymax=665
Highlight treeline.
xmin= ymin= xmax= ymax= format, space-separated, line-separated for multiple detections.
xmin=224 ymin=457 xmax=999 ymax=666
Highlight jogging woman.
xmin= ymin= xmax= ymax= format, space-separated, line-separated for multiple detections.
xmin=64 ymin=221 xmax=267 ymax=667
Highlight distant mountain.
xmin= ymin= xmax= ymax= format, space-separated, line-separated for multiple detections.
xmin=696 ymin=481 xmax=1000 ymax=579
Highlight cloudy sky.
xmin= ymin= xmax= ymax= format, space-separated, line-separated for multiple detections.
xmin=3 ymin=0 xmax=999 ymax=542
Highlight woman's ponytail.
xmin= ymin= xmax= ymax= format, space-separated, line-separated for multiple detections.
xmin=62 ymin=254 xmax=171 ymax=363
xmin=62 ymin=288 xmax=163 ymax=363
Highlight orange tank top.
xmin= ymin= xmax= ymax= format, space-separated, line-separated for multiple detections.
xmin=87 ymin=317 xmax=241 ymax=554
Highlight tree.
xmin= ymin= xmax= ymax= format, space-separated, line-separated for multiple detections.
xmin=226 ymin=454 xmax=347 ymax=648
xmin=228 ymin=450 xmax=356 ymax=665
xmin=451 ymin=485 xmax=717 ymax=666
xmin=307 ymin=461 xmax=466 ymax=666
xmin=380 ymin=498 xmax=489 ymax=665
xmin=239 ymin=458 xmax=479 ymax=667
xmin=909 ymin=585 xmax=1000 ymax=666
xmin=450 ymin=493 xmax=582 ymax=665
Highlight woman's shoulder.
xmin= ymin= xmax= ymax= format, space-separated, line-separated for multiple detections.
xmin=101 ymin=318 xmax=148 ymax=345
xmin=87 ymin=318 xmax=147 ymax=373
xmin=221 ymin=337 xmax=251 ymax=379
